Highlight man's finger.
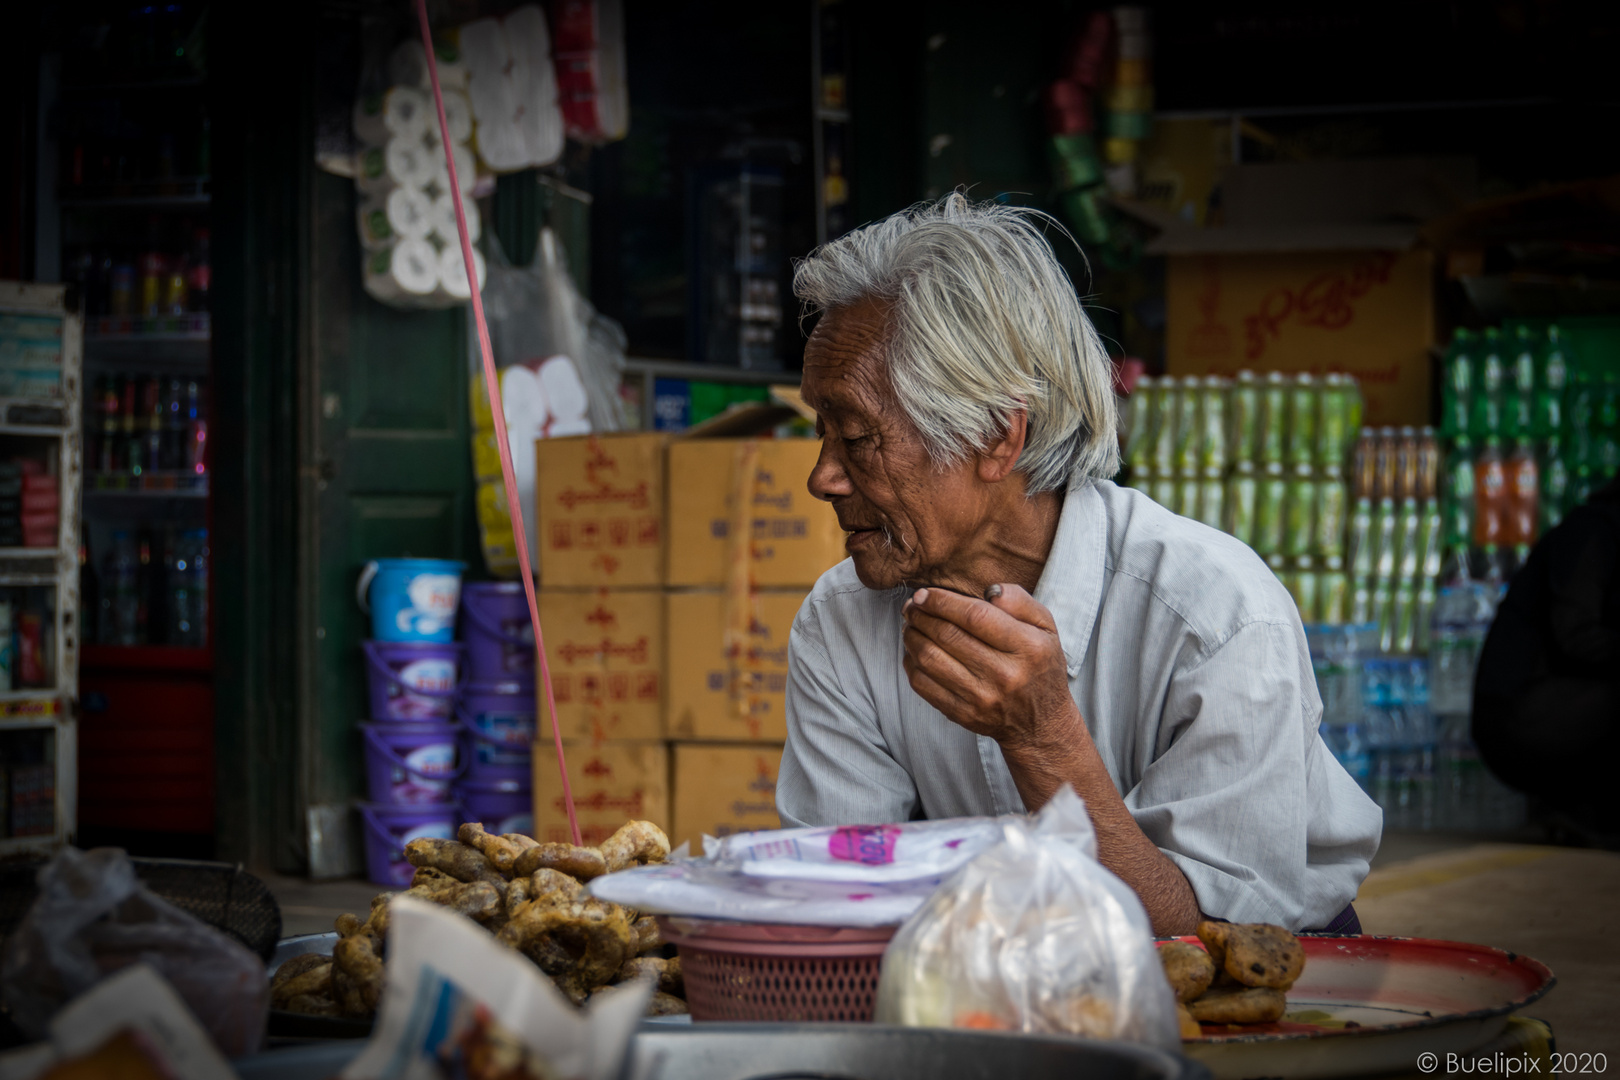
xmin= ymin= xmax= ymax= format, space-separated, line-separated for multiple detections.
xmin=902 ymin=652 xmax=978 ymax=726
xmin=908 ymin=587 xmax=1027 ymax=652
xmin=982 ymin=583 xmax=1060 ymax=635
xmin=902 ymin=623 xmax=982 ymax=697
xmin=903 ymin=606 xmax=1008 ymax=677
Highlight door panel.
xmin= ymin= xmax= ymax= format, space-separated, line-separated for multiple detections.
xmin=303 ymin=169 xmax=477 ymax=874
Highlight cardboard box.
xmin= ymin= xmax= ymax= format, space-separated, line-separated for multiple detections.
xmin=666 ymin=438 xmax=844 ymax=588
xmin=1164 ymin=249 xmax=1436 ymax=427
xmin=665 ymin=590 xmax=803 ymax=742
xmin=538 ymin=589 xmax=663 ymax=741
xmin=535 ymin=433 xmax=666 ymax=587
xmin=670 ymin=743 xmax=782 ymax=851
xmin=533 ymin=740 xmax=670 ymax=847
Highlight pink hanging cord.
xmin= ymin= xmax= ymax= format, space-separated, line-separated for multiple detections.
xmin=414 ymin=0 xmax=582 ymax=847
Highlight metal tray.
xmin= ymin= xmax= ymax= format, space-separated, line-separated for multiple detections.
xmin=238 ymin=1023 xmax=1207 ymax=1080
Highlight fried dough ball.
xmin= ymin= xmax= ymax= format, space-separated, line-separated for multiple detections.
xmin=284 ymin=994 xmax=343 ymax=1017
xmin=1159 ymin=940 xmax=1217 ymax=1003
xmin=1196 ymin=920 xmax=1305 ymax=990
xmin=331 ymin=963 xmax=369 ymax=1018
xmin=335 ymin=912 xmax=364 ymax=938
xmin=458 ymin=822 xmax=539 ymax=876
xmin=512 ymin=842 xmax=608 ymax=882
xmin=1175 ymin=1003 xmax=1203 ymax=1040
xmin=1184 ymin=985 xmax=1287 ymax=1024
xmin=333 ymin=930 xmax=386 ymax=1012
xmin=418 ymin=879 xmax=504 ymax=925
xmin=271 ymin=952 xmax=329 ymax=985
xmin=630 ymin=915 xmax=663 ymax=955
xmin=599 ymin=820 xmax=670 ymax=873
xmin=411 ymin=866 xmax=459 ymax=890
xmin=528 ymin=867 xmax=586 ymax=902
xmin=613 ymin=956 xmax=682 ymax=997
xmin=405 ymin=838 xmax=507 ymax=890
xmin=646 ymin=992 xmax=690 ymax=1017
xmin=500 ymin=897 xmax=634 ymax=997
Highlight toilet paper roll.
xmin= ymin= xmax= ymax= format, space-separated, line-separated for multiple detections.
xmin=438 ymin=244 xmax=487 ymax=300
xmin=387 ymin=186 xmax=435 ymax=240
xmin=385 ymin=238 xmax=442 ymax=296
xmin=430 ymin=190 xmax=481 ymax=246
xmin=385 ymin=136 xmax=436 ymax=190
xmin=425 ymin=142 xmax=478 ymax=195
xmin=357 ymin=199 xmax=396 ymax=251
xmin=506 ymin=5 xmax=565 ymax=165
xmin=352 ymin=86 xmax=430 ymax=147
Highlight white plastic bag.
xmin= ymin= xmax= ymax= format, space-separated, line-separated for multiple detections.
xmin=0 ymin=848 xmax=269 ymax=1057
xmin=874 ymin=787 xmax=1179 ymax=1049
xmin=588 ymin=817 xmax=1010 ymax=928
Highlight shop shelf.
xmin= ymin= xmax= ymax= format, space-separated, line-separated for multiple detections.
xmin=58 ymin=193 xmax=210 ymax=210
xmin=80 ymin=645 xmax=212 ymax=673
xmin=84 ymin=476 xmax=209 ymax=497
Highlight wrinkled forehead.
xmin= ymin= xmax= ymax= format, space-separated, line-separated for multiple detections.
xmin=801 ymin=299 xmax=895 ymax=421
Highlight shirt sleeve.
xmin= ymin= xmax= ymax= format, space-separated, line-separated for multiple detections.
xmin=1123 ymin=619 xmax=1382 ymax=930
xmin=776 ymin=605 xmax=921 ymax=829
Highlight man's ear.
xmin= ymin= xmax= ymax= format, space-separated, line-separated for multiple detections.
xmin=977 ymin=409 xmax=1028 ymax=484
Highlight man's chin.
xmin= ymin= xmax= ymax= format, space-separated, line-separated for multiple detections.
xmin=848 ymin=549 xmax=905 ymax=592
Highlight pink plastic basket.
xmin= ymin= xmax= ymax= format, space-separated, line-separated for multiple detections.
xmin=656 ymin=917 xmax=897 ymax=1022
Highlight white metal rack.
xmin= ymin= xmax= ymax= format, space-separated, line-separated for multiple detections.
xmin=0 ymin=280 xmax=83 ymax=856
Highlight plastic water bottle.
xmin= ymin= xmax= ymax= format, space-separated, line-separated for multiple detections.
xmin=169 ymin=529 xmax=209 ymax=647
xmin=101 ymin=530 xmax=140 ymax=646
xmin=1406 ymin=658 xmax=1436 ymax=829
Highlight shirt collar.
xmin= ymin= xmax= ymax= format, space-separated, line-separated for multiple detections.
xmin=1032 ymin=481 xmax=1107 ymax=678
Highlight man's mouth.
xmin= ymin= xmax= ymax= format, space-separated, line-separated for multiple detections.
xmin=843 ymin=525 xmax=881 ymax=551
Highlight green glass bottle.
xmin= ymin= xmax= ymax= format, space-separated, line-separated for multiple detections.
xmin=1470 ymin=328 xmax=1505 ymax=440
xmin=1502 ymin=325 xmax=1536 ymax=440
xmin=1533 ymin=325 xmax=1568 ymax=439
xmin=1440 ymin=328 xmax=1473 ymax=438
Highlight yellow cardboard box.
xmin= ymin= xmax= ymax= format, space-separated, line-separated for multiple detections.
xmin=538 ymin=589 xmax=663 ymax=741
xmin=666 ymin=439 xmax=845 ymax=588
xmin=533 ymin=740 xmax=670 ymax=847
xmin=665 ymin=590 xmax=803 ymax=742
xmin=535 ymin=433 xmax=666 ymax=587
xmin=670 ymin=743 xmax=783 ymax=851
xmin=1166 ymin=250 xmax=1435 ymax=426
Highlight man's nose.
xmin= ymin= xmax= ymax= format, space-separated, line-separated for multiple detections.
xmin=808 ymin=438 xmax=853 ymax=502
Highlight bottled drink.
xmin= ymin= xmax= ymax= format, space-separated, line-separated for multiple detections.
xmin=1149 ymin=468 xmax=1176 ymax=511
xmin=1442 ymin=436 xmax=1475 ymax=548
xmin=1351 ymin=427 xmax=1377 ymax=499
xmin=1224 ymin=460 xmax=1258 ymax=545
xmin=186 ymin=228 xmax=211 ymax=312
xmin=1319 ymin=555 xmax=1348 ymax=624
xmin=1319 ymin=373 xmax=1352 ymax=467
xmin=1174 ymin=467 xmax=1198 ymax=518
xmin=1286 ymin=557 xmax=1318 ymax=625
xmin=1313 ymin=466 xmax=1347 ymax=558
xmin=1349 ymin=575 xmax=1374 ymax=625
xmin=1534 ymin=325 xmax=1567 ymax=439
xmin=1228 ymin=370 xmax=1261 ymax=465
xmin=1253 ymin=462 xmax=1287 ymax=555
xmin=1391 ymin=578 xmax=1417 ymax=655
xmin=1259 ymin=372 xmax=1287 ymax=465
xmin=143 ymin=376 xmax=164 ymax=476
xmin=186 ymin=379 xmax=208 ymax=474
xmin=1373 ymin=426 xmax=1398 ymax=500
xmin=1286 ymin=373 xmax=1318 ymax=466
xmin=1504 ymin=440 xmax=1539 ymax=547
xmin=1414 ymin=578 xmax=1436 ymax=654
xmin=1473 ymin=437 xmax=1507 ymax=548
xmin=101 ymin=530 xmax=141 ymax=646
xmin=1347 ymin=497 xmax=1374 ymax=577
xmin=1416 ymin=426 xmax=1439 ymax=500
xmin=1124 ymin=375 xmax=1158 ymax=471
xmin=1172 ymin=379 xmax=1200 ymax=472
xmin=1440 ymin=328 xmax=1473 ymax=437
xmin=1502 ymin=325 xmax=1536 ymax=440
xmin=170 ymin=529 xmax=209 ymax=646
xmin=1470 ymin=328 xmax=1505 ymax=439
xmin=1150 ymin=375 xmax=1178 ymax=472
xmin=119 ymin=377 xmax=138 ymax=474
xmin=1417 ymin=499 xmax=1443 ymax=580
xmin=1568 ymin=369 xmax=1597 ymax=469
xmin=1372 ymin=497 xmax=1398 ymax=580
xmin=1199 ymin=376 xmax=1229 ymax=470
xmin=1197 ymin=466 xmax=1224 ymax=530
xmin=1372 ymin=577 xmax=1395 ymax=654
xmin=1282 ymin=463 xmax=1316 ymax=558
xmin=1395 ymin=425 xmax=1420 ymax=500
xmin=1540 ymin=438 xmax=1570 ymax=534
xmin=1395 ymin=497 xmax=1422 ymax=581
xmin=98 ymin=375 xmax=121 ymax=475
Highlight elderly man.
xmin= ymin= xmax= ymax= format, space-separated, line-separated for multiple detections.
xmin=776 ymin=195 xmax=1381 ymax=935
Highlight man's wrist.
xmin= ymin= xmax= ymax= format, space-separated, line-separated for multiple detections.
xmin=997 ymin=701 xmax=1089 ymax=773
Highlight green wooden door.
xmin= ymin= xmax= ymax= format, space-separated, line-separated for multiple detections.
xmin=302 ymin=170 xmax=479 ymax=876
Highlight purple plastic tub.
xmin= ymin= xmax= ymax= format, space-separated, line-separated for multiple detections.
xmin=460 ymin=582 xmax=537 ymax=684
xmin=455 ymin=780 xmax=534 ymax=837
xmin=358 ymin=801 xmax=460 ymax=887
xmin=360 ymin=721 xmax=463 ymax=805
xmin=457 ymin=681 xmax=535 ymax=786
xmin=363 ymin=640 xmax=463 ymax=721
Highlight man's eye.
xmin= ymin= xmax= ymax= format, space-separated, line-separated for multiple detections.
xmin=843 ymin=433 xmax=872 ymax=448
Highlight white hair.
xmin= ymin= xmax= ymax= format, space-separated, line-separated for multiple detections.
xmin=793 ymin=193 xmax=1119 ymax=493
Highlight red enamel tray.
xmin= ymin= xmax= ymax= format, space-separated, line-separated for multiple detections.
xmin=1168 ymin=935 xmax=1554 ymax=1080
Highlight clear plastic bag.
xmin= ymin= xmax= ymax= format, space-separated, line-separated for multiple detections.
xmin=0 ymin=848 xmax=269 ymax=1057
xmin=874 ymin=787 xmax=1179 ymax=1049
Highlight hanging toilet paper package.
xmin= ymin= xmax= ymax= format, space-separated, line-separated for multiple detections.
xmin=438 ymin=245 xmax=488 ymax=301
xmin=461 ymin=5 xmax=564 ymax=172
xmin=364 ymin=239 xmax=441 ymax=307
xmin=352 ymin=85 xmax=430 ymax=147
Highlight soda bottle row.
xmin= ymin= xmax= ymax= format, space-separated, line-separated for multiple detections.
xmin=1124 ymin=370 xmax=1364 ymax=474
xmin=64 ymin=229 xmax=211 ymax=324
xmin=1350 ymin=426 xmax=1439 ymax=502
xmin=1271 ymin=554 xmax=1349 ymax=626
xmin=88 ymin=374 xmax=209 ymax=485
xmin=1345 ymin=496 xmax=1442 ymax=584
xmin=1135 ymin=462 xmax=1352 ymax=561
xmin=1441 ymin=325 xmax=1567 ymax=442
xmin=86 ymin=528 xmax=209 ymax=648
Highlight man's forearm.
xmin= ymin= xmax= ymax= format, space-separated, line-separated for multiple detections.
xmin=1001 ymin=713 xmax=1202 ymax=936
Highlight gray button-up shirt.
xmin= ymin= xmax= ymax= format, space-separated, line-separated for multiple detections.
xmin=777 ymin=479 xmax=1382 ymax=930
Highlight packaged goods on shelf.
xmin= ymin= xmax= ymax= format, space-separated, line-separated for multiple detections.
xmin=664 ymin=589 xmax=803 ymax=743
xmin=532 ymin=739 xmax=669 ymax=847
xmin=537 ymin=588 xmax=662 ymax=741
xmin=669 ymin=743 xmax=782 ymax=853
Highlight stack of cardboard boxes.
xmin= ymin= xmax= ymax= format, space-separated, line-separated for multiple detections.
xmin=531 ymin=427 xmax=844 ymax=852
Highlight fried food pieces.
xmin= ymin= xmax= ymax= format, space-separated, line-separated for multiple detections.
xmin=1158 ymin=940 xmax=1216 ymax=1003
xmin=1197 ymin=920 xmax=1305 ymax=990
xmin=277 ymin=821 xmax=676 ymax=1023
xmin=1162 ymin=920 xmax=1307 ymax=1038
